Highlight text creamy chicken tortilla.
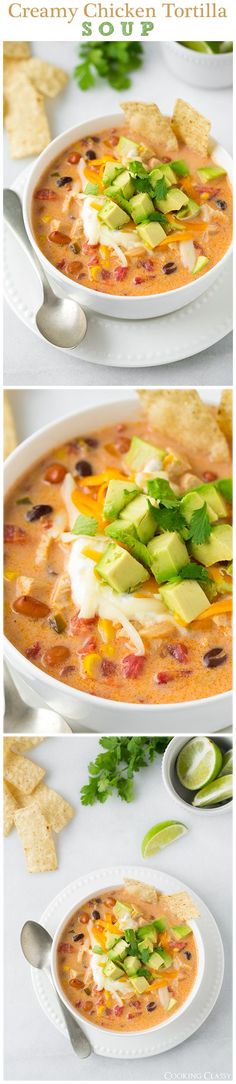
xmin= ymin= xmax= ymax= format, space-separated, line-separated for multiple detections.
xmin=4 ymin=391 xmax=232 ymax=707
xmin=31 ymin=98 xmax=232 ymax=298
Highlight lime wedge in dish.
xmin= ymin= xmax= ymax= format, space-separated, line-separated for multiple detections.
xmin=183 ymin=41 xmax=213 ymax=54
xmin=142 ymin=820 xmax=188 ymax=857
xmin=219 ymin=749 xmax=233 ymax=776
xmin=176 ymin=737 xmax=222 ymax=791
xmin=193 ymin=774 xmax=233 ymax=807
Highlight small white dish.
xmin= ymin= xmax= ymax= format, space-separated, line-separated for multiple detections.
xmin=161 ymin=43 xmax=233 ymax=89
xmin=22 ymin=113 xmax=233 ymax=321
xmin=3 ymin=166 xmax=233 ymax=369
xmin=162 ymin=736 xmax=233 ymax=817
xmin=32 ymin=865 xmax=224 ymax=1059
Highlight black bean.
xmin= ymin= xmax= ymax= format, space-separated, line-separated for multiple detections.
xmin=26 ymin=504 xmax=53 ymax=521
xmin=83 ymin=437 xmax=99 ymax=448
xmin=183 ymin=951 xmax=192 ymax=960
xmin=215 ymin=199 xmax=227 ymax=211
xmin=73 ymin=933 xmax=84 ymax=942
xmin=203 ymin=647 xmax=227 ymax=668
xmin=85 ymin=150 xmax=97 ymax=161
xmin=92 ymin=909 xmax=100 ymax=920
xmin=147 ymin=1002 xmax=156 ymax=1012
xmin=162 ymin=262 xmax=177 ymax=275
xmin=56 ymin=176 xmax=73 ymax=187
xmin=75 ymin=459 xmax=93 ymax=477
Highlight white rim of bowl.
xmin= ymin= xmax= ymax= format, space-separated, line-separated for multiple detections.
xmin=162 ymin=736 xmax=233 ymax=816
xmin=23 ymin=115 xmax=233 ymax=311
xmin=165 ymin=42 xmax=233 ymax=62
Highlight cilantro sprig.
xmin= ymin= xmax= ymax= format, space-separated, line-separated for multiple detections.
xmin=187 ymin=502 xmax=212 ymax=545
xmin=74 ymin=42 xmax=144 ymax=93
xmin=80 ymin=736 xmax=170 ymax=806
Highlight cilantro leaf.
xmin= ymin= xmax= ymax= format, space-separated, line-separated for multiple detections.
xmin=148 ymin=501 xmax=186 ymax=535
xmin=152 ymin=175 xmax=168 ymax=201
xmin=147 ymin=478 xmax=179 ymax=507
xmin=125 ymin=929 xmax=139 ymax=954
xmin=139 ymin=947 xmax=151 ymax=964
xmin=137 ymin=967 xmax=151 ymax=980
xmin=129 ymin=160 xmax=148 ymax=178
xmin=188 ymin=502 xmax=212 ymax=545
xmin=74 ymin=43 xmax=143 ymax=93
xmin=80 ymin=736 xmax=171 ymax=806
xmin=72 ymin=513 xmax=98 ymax=536
xmin=178 ymin=562 xmax=211 ymax=582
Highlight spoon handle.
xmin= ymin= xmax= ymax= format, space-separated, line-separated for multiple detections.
xmin=3 ymin=189 xmax=56 ymax=301
xmin=45 ymin=967 xmax=92 ymax=1058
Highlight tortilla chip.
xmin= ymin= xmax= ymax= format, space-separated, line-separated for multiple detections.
xmin=162 ymin=892 xmax=199 ymax=921
xmin=124 ymin=879 xmax=158 ymax=904
xmin=3 ymin=41 xmax=30 ymax=59
xmin=18 ymin=57 xmax=68 ymax=98
xmin=4 ymin=68 xmax=50 ymax=158
xmin=138 ymin=389 xmax=231 ymax=473
xmin=4 ymin=393 xmax=17 ymax=458
xmin=121 ymin=101 xmax=178 ymax=157
xmin=10 ymin=737 xmax=44 ymax=754
xmin=3 ymin=782 xmax=19 ymax=836
xmin=4 ymin=752 xmax=45 ymax=794
xmin=172 ymin=99 xmax=211 ymax=155
xmin=26 ymin=783 xmax=74 ymax=833
xmin=217 ymin=390 xmax=232 ymax=446
xmin=14 ymin=806 xmax=57 ymax=873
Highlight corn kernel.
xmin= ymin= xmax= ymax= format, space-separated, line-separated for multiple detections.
xmin=100 ymin=643 xmax=115 ymax=659
xmin=4 ymin=569 xmax=17 ymax=581
xmin=98 ymin=618 xmax=115 ymax=643
xmin=89 ymin=265 xmax=100 ymax=281
xmin=82 ymin=652 xmax=101 ymax=679
xmin=42 ymin=214 xmax=51 ymax=223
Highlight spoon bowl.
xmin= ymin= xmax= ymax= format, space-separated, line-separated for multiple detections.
xmin=21 ymin=920 xmax=92 ymax=1058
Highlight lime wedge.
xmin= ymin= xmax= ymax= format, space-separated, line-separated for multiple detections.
xmin=193 ymin=774 xmax=233 ymax=807
xmin=219 ymin=749 xmax=233 ymax=776
xmin=142 ymin=820 xmax=188 ymax=858
xmin=183 ymin=41 xmax=213 ymax=54
xmin=219 ymin=41 xmax=233 ymax=53
xmin=176 ymin=737 xmax=222 ymax=791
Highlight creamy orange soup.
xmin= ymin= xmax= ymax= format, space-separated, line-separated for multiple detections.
xmin=56 ymin=886 xmax=198 ymax=1031
xmin=32 ymin=125 xmax=232 ymax=297
xmin=4 ymin=417 xmax=232 ymax=705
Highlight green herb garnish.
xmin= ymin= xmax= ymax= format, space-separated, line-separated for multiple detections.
xmin=148 ymin=502 xmax=186 ymax=536
xmin=74 ymin=42 xmax=144 ymax=93
xmin=80 ymin=736 xmax=170 ymax=806
xmin=187 ymin=502 xmax=212 ymax=545
xmin=178 ymin=562 xmax=211 ymax=583
xmin=147 ymin=478 xmax=179 ymax=507
xmin=72 ymin=513 xmax=98 ymax=536
xmin=16 ymin=497 xmax=32 ymax=505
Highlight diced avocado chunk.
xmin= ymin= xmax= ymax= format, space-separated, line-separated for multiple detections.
xmin=109 ymin=938 xmax=128 ymax=962
xmin=103 ymin=960 xmax=124 ymax=980
xmin=105 ymin=931 xmax=119 ymax=950
xmin=147 ymin=531 xmax=190 ymax=583
xmin=137 ymin=221 xmax=166 ymax=248
xmin=103 ymin=162 xmax=123 ymax=186
xmin=117 ymin=135 xmax=140 ymax=159
xmin=130 ymin=975 xmax=150 ymax=993
xmin=197 ymin=165 xmax=227 ymax=182
xmin=156 ymin=187 xmax=189 ymax=213
xmin=148 ymin=951 xmax=165 ymax=971
xmin=129 ymin=192 xmax=155 ymax=224
xmin=123 ymin=955 xmax=140 ymax=976
xmin=171 ymin=924 xmax=192 ymax=938
xmin=112 ymin=169 xmax=135 ymax=200
xmin=192 ymin=255 xmax=209 ymax=275
xmin=96 ymin=542 xmax=149 ymax=593
xmin=150 ymin=164 xmax=177 ymax=187
xmin=190 ymin=523 xmax=232 ymax=567
xmin=138 ymin=937 xmax=156 ymax=952
xmin=180 ymin=491 xmax=217 ymax=525
xmin=196 ymin=484 xmax=228 ymax=519
xmin=105 ymin=522 xmax=152 ymax=571
xmin=160 ymin=578 xmax=209 ymax=623
xmin=153 ymin=917 xmax=168 ymax=932
xmin=176 ymin=198 xmax=200 ymax=219
xmin=125 ymin=436 xmax=165 ymax=473
xmin=137 ymin=924 xmax=157 ymax=943
xmin=99 ymin=199 xmax=130 ymax=230
xmin=157 ymin=948 xmax=172 ymax=967
xmin=113 ymin=899 xmax=133 ymax=920
xmin=120 ymin=493 xmax=157 ymax=544
xmin=103 ymin=479 xmax=140 ymax=521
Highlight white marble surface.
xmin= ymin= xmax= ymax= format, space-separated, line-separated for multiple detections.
xmin=3 ymin=41 xmax=232 ymax=387
xmin=4 ymin=735 xmax=232 ymax=1080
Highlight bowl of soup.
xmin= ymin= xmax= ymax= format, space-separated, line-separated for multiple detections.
xmin=3 ymin=393 xmax=232 ymax=731
xmin=51 ymin=877 xmax=204 ymax=1035
xmin=23 ymin=100 xmax=233 ymax=320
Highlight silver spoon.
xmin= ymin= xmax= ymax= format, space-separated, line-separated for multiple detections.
xmin=21 ymin=921 xmax=92 ymax=1059
xmin=3 ymin=189 xmax=87 ymax=349
xmin=4 ymin=661 xmax=71 ymax=734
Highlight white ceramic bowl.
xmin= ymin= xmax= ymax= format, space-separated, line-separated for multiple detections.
xmin=51 ymin=874 xmax=205 ymax=1037
xmin=161 ymin=42 xmax=233 ymax=89
xmin=162 ymin=735 xmax=233 ymax=817
xmin=4 ymin=397 xmax=232 ymax=733
xmin=23 ymin=112 xmax=233 ymax=321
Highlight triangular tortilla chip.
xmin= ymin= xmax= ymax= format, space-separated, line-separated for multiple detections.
xmin=138 ymin=389 xmax=231 ymax=475
xmin=124 ymin=879 xmax=158 ymax=904
xmin=121 ymin=101 xmax=178 ymax=157
xmin=162 ymin=892 xmax=199 ymax=921
xmin=172 ymin=99 xmax=211 ymax=155
xmin=217 ymin=390 xmax=232 ymax=446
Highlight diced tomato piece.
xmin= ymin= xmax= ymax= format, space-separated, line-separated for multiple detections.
xmin=122 ymin=655 xmax=145 ymax=679
xmin=113 ymin=266 xmax=128 ymax=281
xmin=58 ymin=941 xmax=72 ymax=953
xmin=166 ymin=643 xmax=188 ymax=663
xmin=4 ymin=524 xmax=28 ymax=543
xmin=69 ymin=613 xmax=96 ymax=635
xmin=101 ymin=658 xmax=116 ymax=677
xmin=114 ymin=1005 xmax=124 ymax=1016
xmin=34 ymin=188 xmax=57 ymax=201
xmin=77 ymin=636 xmax=97 ymax=655
xmin=25 ymin=642 xmax=41 ymax=660
xmin=155 ymin=671 xmax=174 ymax=685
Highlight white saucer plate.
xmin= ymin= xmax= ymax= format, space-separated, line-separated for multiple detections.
xmin=4 ymin=167 xmax=233 ymax=370
xmin=32 ymin=864 xmax=224 ymax=1059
